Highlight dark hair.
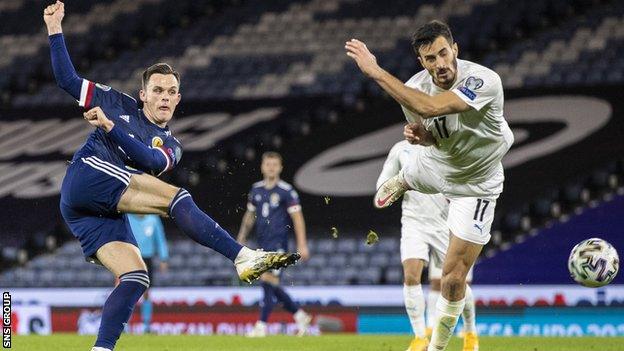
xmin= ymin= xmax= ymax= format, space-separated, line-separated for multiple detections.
xmin=262 ymin=151 xmax=283 ymax=163
xmin=411 ymin=20 xmax=454 ymax=55
xmin=142 ymin=63 xmax=181 ymax=88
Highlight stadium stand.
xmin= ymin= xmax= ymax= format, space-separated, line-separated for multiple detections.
xmin=8 ymin=0 xmax=620 ymax=106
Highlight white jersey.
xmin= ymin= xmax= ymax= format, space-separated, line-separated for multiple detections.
xmin=377 ymin=140 xmax=448 ymax=233
xmin=402 ymin=58 xmax=514 ymax=184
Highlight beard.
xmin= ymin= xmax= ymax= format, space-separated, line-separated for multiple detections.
xmin=432 ymin=57 xmax=458 ymax=89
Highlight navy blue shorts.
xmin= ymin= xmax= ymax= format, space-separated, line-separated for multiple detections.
xmin=60 ymin=156 xmax=140 ymax=262
xmin=257 ymin=239 xmax=288 ymax=253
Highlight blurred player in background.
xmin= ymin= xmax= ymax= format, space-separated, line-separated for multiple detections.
xmin=347 ymin=19 xmax=512 ymax=350
xmin=45 ymin=2 xmax=299 ymax=350
xmin=237 ymin=152 xmax=312 ymax=337
xmin=377 ymin=141 xmax=478 ymax=351
xmin=127 ymin=214 xmax=169 ymax=333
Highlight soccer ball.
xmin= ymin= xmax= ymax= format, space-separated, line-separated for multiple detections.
xmin=568 ymin=238 xmax=619 ymax=287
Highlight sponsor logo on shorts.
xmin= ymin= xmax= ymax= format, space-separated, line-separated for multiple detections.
xmin=474 ymin=223 xmax=484 ymax=235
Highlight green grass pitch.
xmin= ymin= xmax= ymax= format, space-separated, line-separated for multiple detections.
xmin=14 ymin=334 xmax=624 ymax=351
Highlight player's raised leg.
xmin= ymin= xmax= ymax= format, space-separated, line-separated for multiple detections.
xmin=91 ymin=242 xmax=149 ymax=351
xmin=403 ymin=258 xmax=428 ymax=351
xmin=427 ymin=235 xmax=481 ymax=351
xmin=117 ymin=173 xmax=300 ymax=282
xmin=374 ymin=170 xmax=411 ymax=209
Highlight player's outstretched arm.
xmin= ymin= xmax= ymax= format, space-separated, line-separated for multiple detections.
xmin=44 ymin=1 xmax=83 ymax=100
xmin=43 ymin=1 xmax=63 ymax=35
xmin=345 ymin=39 xmax=470 ymax=118
xmin=289 ymin=210 xmax=309 ymax=261
xmin=83 ymin=107 xmax=173 ymax=174
xmin=236 ymin=210 xmax=256 ymax=245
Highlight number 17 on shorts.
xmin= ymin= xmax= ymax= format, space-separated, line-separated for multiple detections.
xmin=447 ymin=196 xmax=497 ymax=245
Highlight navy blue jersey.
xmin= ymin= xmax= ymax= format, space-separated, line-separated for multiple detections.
xmin=247 ymin=180 xmax=301 ymax=250
xmin=73 ymin=79 xmax=182 ymax=175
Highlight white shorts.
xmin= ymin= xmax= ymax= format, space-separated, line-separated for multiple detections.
xmin=400 ymin=217 xmax=448 ymax=266
xmin=401 ymin=148 xmax=500 ymax=245
xmin=428 ymin=258 xmax=474 ymax=281
xmin=446 ymin=195 xmax=497 ymax=245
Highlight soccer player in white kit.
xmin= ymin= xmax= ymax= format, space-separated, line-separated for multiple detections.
xmin=346 ymin=20 xmax=513 ymax=351
xmin=378 ymin=140 xmax=477 ymax=351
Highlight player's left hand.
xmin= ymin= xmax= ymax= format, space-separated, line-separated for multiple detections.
xmin=404 ymin=123 xmax=435 ymax=146
xmin=159 ymin=261 xmax=169 ymax=273
xmin=345 ymin=39 xmax=383 ymax=80
xmin=297 ymin=244 xmax=310 ymax=261
xmin=83 ymin=106 xmax=114 ymax=132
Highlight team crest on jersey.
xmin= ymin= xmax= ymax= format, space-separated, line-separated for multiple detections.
xmin=254 ymin=194 xmax=262 ymax=202
xmin=151 ymin=136 xmax=164 ymax=147
xmin=95 ymin=83 xmax=112 ymax=91
xmin=270 ymin=193 xmax=280 ymax=207
xmin=464 ymin=76 xmax=483 ymax=90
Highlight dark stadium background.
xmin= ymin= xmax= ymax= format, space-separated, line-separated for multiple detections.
xmin=1 ymin=0 xmax=623 ymax=338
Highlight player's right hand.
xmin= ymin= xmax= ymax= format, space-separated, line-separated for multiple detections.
xmin=43 ymin=1 xmax=64 ymax=34
xmin=84 ymin=107 xmax=115 ymax=132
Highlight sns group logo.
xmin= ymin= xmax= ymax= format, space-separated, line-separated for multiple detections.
xmin=3 ymin=292 xmax=11 ymax=348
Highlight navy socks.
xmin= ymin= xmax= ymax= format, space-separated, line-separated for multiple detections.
xmin=259 ymin=282 xmax=300 ymax=322
xmin=169 ymin=189 xmax=243 ymax=261
xmin=273 ymin=285 xmax=299 ymax=314
xmin=95 ymin=270 xmax=149 ymax=349
xmin=260 ymin=282 xmax=276 ymax=322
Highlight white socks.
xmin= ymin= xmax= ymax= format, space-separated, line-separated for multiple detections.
xmin=403 ymin=284 xmax=426 ymax=338
xmin=427 ymin=286 xmax=477 ymax=334
xmin=426 ymin=289 xmax=440 ymax=329
xmin=462 ymin=285 xmax=476 ymax=333
xmin=427 ymin=295 xmax=465 ymax=351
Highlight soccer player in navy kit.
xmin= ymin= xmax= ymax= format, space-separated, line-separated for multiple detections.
xmin=44 ymin=2 xmax=299 ymax=350
xmin=237 ymin=152 xmax=312 ymax=337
